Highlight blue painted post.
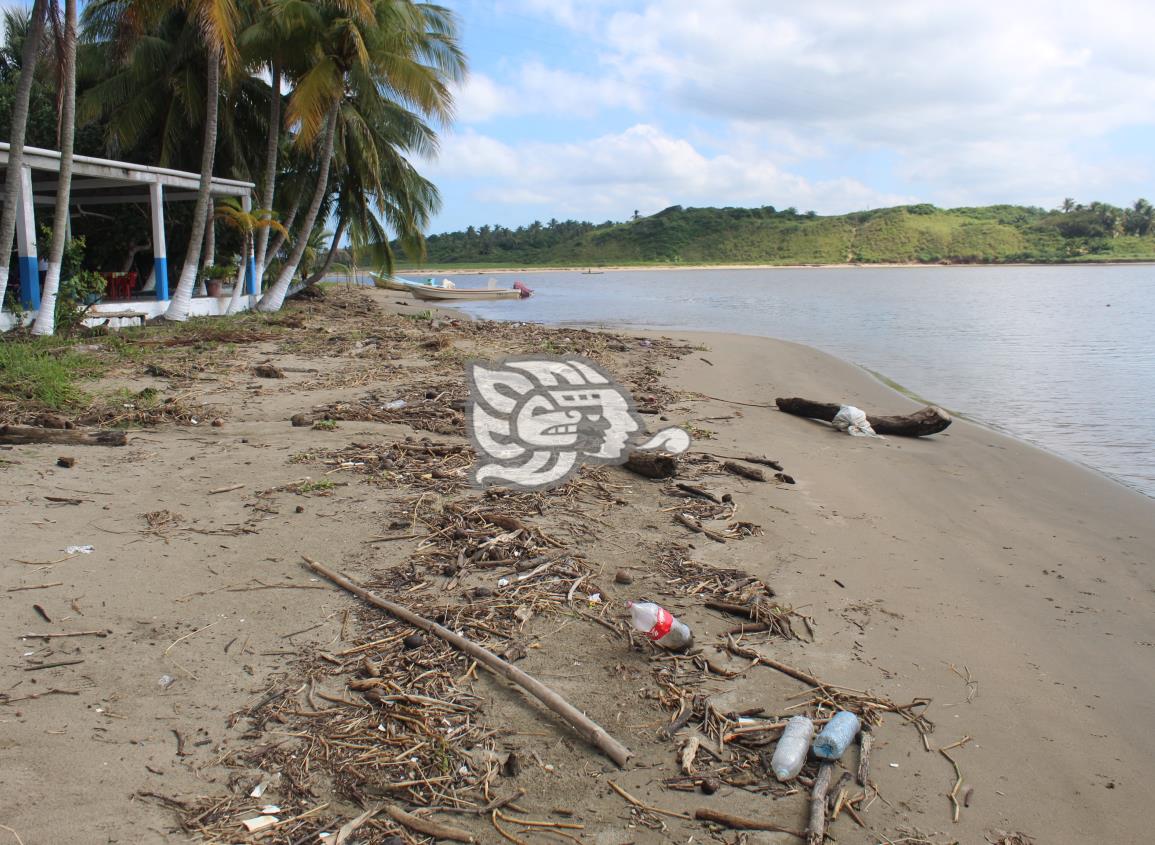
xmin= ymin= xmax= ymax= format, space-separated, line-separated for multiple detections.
xmin=15 ymin=166 xmax=40 ymax=309
xmin=243 ymin=194 xmax=258 ymax=295
xmin=149 ymin=181 xmax=169 ymax=300
xmin=246 ymin=252 xmax=258 ymax=295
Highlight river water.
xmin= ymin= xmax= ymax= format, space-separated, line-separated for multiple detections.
xmin=387 ymin=265 xmax=1155 ymax=497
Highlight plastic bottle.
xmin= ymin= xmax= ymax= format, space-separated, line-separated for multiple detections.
xmin=812 ymin=711 xmax=861 ymax=761
xmin=771 ymin=715 xmax=815 ymax=781
xmin=626 ymin=600 xmax=694 ymax=650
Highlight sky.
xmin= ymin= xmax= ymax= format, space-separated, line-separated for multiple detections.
xmin=421 ymin=0 xmax=1155 ymax=233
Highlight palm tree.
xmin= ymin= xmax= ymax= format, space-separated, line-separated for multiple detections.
xmin=31 ymin=0 xmax=77 ymax=336
xmin=213 ymin=196 xmax=285 ymax=313
xmin=258 ymin=0 xmax=464 ymax=312
xmin=0 ymin=0 xmax=49 ymax=311
xmin=240 ymin=0 xmax=318 ymax=289
xmin=305 ymin=87 xmax=443 ymax=286
xmin=163 ymin=0 xmax=240 ymax=321
xmin=82 ymin=0 xmax=241 ymax=322
xmin=1130 ymin=198 xmax=1153 ymax=237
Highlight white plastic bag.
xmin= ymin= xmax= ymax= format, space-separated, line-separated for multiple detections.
xmin=831 ymin=405 xmax=879 ymax=437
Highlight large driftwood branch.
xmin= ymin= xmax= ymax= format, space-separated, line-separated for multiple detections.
xmin=808 ymin=762 xmax=835 ymax=845
xmin=302 ymin=557 xmax=633 ymax=767
xmin=0 ymin=425 xmax=127 ymax=446
xmin=775 ymin=398 xmax=951 ymax=437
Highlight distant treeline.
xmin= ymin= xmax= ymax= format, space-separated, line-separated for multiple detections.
xmin=397 ymin=200 xmax=1155 ymax=267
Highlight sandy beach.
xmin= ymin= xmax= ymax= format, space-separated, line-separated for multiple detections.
xmin=2 ymin=285 xmax=1151 ymax=844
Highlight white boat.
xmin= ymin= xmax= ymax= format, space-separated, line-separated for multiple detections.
xmin=410 ymin=283 xmax=529 ymax=301
xmin=371 ymin=273 xmax=437 ymax=292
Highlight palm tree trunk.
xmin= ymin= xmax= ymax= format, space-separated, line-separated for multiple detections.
xmin=164 ymin=48 xmax=220 ymax=321
xmin=305 ymin=213 xmax=347 ymax=286
xmin=262 ymin=191 xmax=301 ymax=272
xmin=258 ymin=103 xmax=339 ymax=312
xmin=196 ymin=205 xmax=214 ymax=295
xmin=0 ymin=0 xmax=49 ymax=310
xmin=252 ymin=58 xmax=281 ymax=286
xmin=31 ymin=0 xmax=76 ymax=336
xmin=226 ymin=233 xmax=251 ymax=314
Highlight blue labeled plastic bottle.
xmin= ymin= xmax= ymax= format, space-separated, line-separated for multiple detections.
xmin=812 ymin=711 xmax=861 ymax=761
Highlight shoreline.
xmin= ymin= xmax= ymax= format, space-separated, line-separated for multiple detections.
xmin=2 ymin=286 xmax=1151 ymax=843
xmin=415 ymin=297 xmax=1155 ymax=503
xmin=384 ymin=259 xmax=1155 ymax=275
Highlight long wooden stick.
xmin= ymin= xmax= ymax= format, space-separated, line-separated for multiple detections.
xmin=693 ymin=808 xmax=804 ymax=838
xmin=303 ymin=556 xmax=633 ymax=767
xmin=385 ymin=805 xmax=475 ymax=843
xmin=726 ymin=635 xmax=824 ymax=687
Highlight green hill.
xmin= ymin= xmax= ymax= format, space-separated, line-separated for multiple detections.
xmin=401 ymin=201 xmax=1155 ymax=268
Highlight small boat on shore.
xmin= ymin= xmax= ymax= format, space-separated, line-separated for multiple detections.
xmin=410 ymin=279 xmax=533 ymax=301
xmin=372 ymin=273 xmax=435 ymax=292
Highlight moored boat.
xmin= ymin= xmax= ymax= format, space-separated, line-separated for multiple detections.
xmin=409 ymin=279 xmax=533 ymax=301
xmin=371 ymin=273 xmax=435 ymax=292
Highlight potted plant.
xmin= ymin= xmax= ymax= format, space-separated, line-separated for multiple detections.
xmin=202 ymin=264 xmax=235 ymax=297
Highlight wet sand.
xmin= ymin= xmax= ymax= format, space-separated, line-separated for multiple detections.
xmin=659 ymin=330 xmax=1154 ymax=842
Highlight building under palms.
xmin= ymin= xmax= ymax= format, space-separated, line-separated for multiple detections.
xmin=0 ymin=140 xmax=256 ymax=330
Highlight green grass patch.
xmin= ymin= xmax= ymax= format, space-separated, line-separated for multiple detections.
xmin=0 ymin=340 xmax=104 ymax=409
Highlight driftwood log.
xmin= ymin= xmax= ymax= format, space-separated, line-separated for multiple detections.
xmin=775 ymin=397 xmax=951 ymax=437
xmin=303 ymin=556 xmax=633 ymax=767
xmin=0 ymin=425 xmax=127 ymax=446
xmin=623 ymin=450 xmax=678 ymax=479
xmin=722 ymin=460 xmax=766 ymax=482
xmin=857 ymin=724 xmax=873 ymax=786
xmin=808 ymin=762 xmax=835 ymax=845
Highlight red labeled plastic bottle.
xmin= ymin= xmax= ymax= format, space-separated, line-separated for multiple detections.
xmin=626 ymin=600 xmax=694 ymax=650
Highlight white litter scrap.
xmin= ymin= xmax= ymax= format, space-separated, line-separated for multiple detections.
xmin=64 ymin=545 xmax=95 ymax=555
xmin=831 ymin=405 xmax=880 ymax=438
xmin=241 ymin=815 xmax=279 ymax=833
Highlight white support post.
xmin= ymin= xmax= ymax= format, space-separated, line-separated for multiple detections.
xmin=16 ymin=166 xmax=39 ymax=308
xmin=149 ymin=180 xmax=168 ymax=299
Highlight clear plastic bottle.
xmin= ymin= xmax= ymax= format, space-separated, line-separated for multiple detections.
xmin=812 ymin=711 xmax=861 ymax=761
xmin=626 ymin=600 xmax=694 ymax=650
xmin=771 ymin=715 xmax=814 ymax=781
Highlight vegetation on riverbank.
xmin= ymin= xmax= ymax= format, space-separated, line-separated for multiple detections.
xmin=405 ymin=200 xmax=1155 ymax=267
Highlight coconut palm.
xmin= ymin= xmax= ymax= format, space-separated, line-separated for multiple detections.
xmin=239 ymin=0 xmax=319 ymax=288
xmin=31 ymin=0 xmax=77 ymax=336
xmin=162 ymin=0 xmax=241 ymax=321
xmin=214 ymin=197 xmax=285 ymax=313
xmin=82 ymin=0 xmax=241 ymax=321
xmin=258 ymin=0 xmax=464 ymax=312
xmin=1128 ymin=198 xmax=1153 ymax=237
xmin=303 ymin=84 xmax=441 ymax=285
xmin=319 ymin=101 xmax=442 ymax=283
xmin=0 ymin=0 xmax=49 ymax=311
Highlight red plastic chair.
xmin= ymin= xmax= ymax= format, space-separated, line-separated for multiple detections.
xmin=102 ymin=271 xmax=138 ymax=300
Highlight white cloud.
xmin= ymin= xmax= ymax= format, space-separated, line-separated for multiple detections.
xmin=453 ymin=73 xmax=510 ymax=123
xmin=428 ymin=124 xmax=913 ymax=220
xmin=436 ymin=0 xmax=1155 ymax=223
xmin=595 ymin=0 xmax=1155 ymax=203
xmin=453 ymin=62 xmax=642 ymax=124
